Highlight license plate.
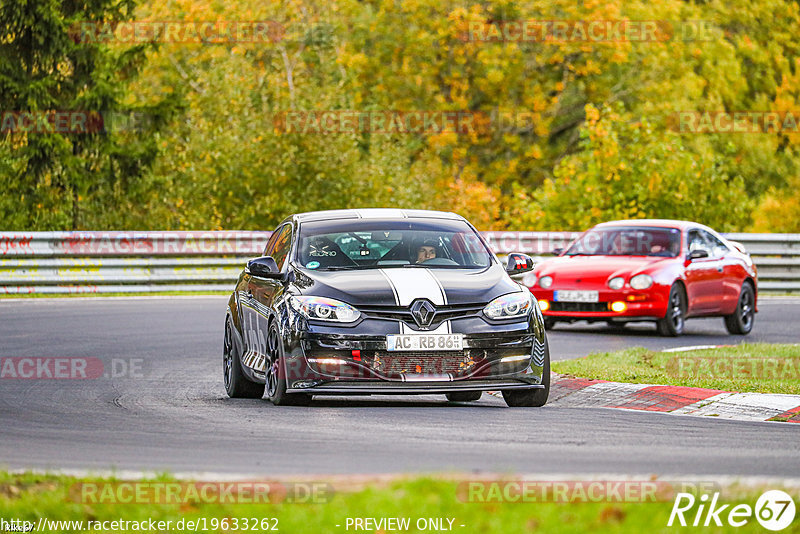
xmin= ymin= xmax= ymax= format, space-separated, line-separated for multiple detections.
xmin=554 ymin=290 xmax=599 ymax=303
xmin=386 ymin=333 xmax=463 ymax=352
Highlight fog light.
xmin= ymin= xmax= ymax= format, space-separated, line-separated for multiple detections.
xmin=307 ymin=358 xmax=347 ymax=365
xmin=500 ymin=355 xmax=530 ymax=363
xmin=537 ymin=299 xmax=550 ymax=311
xmin=610 ymin=301 xmax=627 ymax=313
xmin=292 ymin=380 xmax=321 ymax=389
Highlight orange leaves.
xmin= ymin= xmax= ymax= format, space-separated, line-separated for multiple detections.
xmin=585 ymin=104 xmax=601 ymax=123
xmin=436 ymin=177 xmax=502 ymax=230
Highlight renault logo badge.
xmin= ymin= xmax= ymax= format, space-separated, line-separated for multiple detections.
xmin=410 ymin=300 xmax=436 ymax=328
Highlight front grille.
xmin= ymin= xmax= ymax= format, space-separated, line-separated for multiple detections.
xmin=365 ymin=350 xmax=482 ymax=376
xmin=550 ymin=302 xmax=610 ymax=312
xmin=359 ymin=303 xmax=484 ymax=328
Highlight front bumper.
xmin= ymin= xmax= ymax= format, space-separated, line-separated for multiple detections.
xmin=289 ymin=380 xmax=544 ymax=395
xmin=532 ymin=287 xmax=668 ymax=322
xmin=280 ymin=314 xmax=547 ymax=393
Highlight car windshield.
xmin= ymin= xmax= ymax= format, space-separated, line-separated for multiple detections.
xmin=295 ymin=219 xmax=493 ymax=270
xmin=565 ymin=226 xmax=682 ymax=257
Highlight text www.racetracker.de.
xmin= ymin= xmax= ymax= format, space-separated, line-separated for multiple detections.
xmin=1 ymin=517 xmax=279 ymax=532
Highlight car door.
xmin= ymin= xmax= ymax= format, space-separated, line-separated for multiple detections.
xmin=704 ymin=230 xmax=739 ymax=312
xmin=241 ymin=223 xmax=293 ymax=372
xmin=683 ymin=229 xmax=725 ymax=313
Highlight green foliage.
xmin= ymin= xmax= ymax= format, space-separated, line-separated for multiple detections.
xmin=517 ymin=103 xmax=753 ymax=231
xmin=0 ymin=0 xmax=182 ymax=230
xmin=2 ymin=0 xmax=799 ymax=231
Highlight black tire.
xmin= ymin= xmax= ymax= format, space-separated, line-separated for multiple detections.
xmin=265 ymin=320 xmax=311 ymax=406
xmin=502 ymin=337 xmax=550 ymax=407
xmin=544 ymin=318 xmax=557 ymax=330
xmin=657 ymin=283 xmax=686 ymax=337
xmin=724 ymin=282 xmax=755 ymax=335
xmin=445 ymin=391 xmax=482 ymax=402
xmin=223 ymin=316 xmax=265 ymax=399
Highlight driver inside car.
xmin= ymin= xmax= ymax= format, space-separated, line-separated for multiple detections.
xmin=415 ymin=239 xmax=438 ymax=263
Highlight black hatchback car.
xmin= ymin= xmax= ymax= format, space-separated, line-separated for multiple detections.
xmin=223 ymin=209 xmax=550 ymax=407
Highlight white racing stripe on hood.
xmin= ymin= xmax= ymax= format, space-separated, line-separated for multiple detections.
xmin=381 ymin=268 xmax=451 ymax=334
xmin=380 ymin=268 xmax=447 ymax=305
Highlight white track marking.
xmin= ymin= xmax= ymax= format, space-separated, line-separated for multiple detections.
xmin=567 ymin=382 xmax=652 ymax=406
xmin=672 ymin=392 xmax=800 ymax=421
xmin=662 ymin=345 xmax=726 ymax=353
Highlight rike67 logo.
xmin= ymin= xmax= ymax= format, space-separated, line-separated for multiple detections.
xmin=668 ymin=490 xmax=796 ymax=530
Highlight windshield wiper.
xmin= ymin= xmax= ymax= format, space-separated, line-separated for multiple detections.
xmin=318 ymin=265 xmax=372 ymax=271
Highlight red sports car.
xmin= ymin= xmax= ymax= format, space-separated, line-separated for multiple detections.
xmin=526 ymin=220 xmax=757 ymax=336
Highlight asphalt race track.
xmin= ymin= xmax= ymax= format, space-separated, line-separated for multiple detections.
xmin=1 ymin=296 xmax=798 ymax=478
xmin=546 ymin=298 xmax=800 ymax=360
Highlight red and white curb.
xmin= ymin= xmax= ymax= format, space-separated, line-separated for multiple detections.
xmin=549 ymin=376 xmax=800 ymax=423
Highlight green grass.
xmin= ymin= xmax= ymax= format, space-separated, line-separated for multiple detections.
xmin=1 ymin=472 xmax=798 ymax=533
xmin=552 ymin=343 xmax=800 ymax=395
xmin=0 ymin=290 xmax=229 ymax=299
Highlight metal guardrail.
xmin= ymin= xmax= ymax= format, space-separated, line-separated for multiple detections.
xmin=0 ymin=231 xmax=798 ymax=294
xmin=0 ymin=232 xmax=269 ymax=294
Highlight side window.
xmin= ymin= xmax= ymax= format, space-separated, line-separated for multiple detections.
xmin=262 ymin=228 xmax=282 ymax=257
xmin=270 ymin=225 xmax=293 ymax=270
xmin=687 ymin=230 xmax=710 ymax=254
xmin=700 ymin=230 xmax=729 ymax=258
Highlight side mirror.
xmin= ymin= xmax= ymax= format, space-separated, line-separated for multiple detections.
xmin=506 ymin=253 xmax=535 ymax=274
xmin=728 ymin=240 xmax=748 ymax=255
xmin=247 ymin=256 xmax=283 ymax=279
xmin=551 ymin=247 xmax=564 ymax=256
xmin=687 ymin=249 xmax=709 ymax=261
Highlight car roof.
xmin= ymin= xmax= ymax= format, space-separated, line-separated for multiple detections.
xmin=592 ymin=219 xmax=706 ymax=231
xmin=291 ymin=208 xmax=465 ymax=223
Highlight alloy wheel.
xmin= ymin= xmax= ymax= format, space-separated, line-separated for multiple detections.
xmin=740 ymin=288 xmax=754 ymax=330
xmin=669 ymin=289 xmax=685 ymax=332
xmin=223 ymin=320 xmax=233 ymax=391
xmin=265 ymin=325 xmax=281 ymax=398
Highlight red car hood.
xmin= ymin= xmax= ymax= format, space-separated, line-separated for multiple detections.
xmin=535 ymin=255 xmax=674 ymax=286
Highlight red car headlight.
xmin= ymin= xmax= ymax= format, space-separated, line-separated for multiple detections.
xmin=629 ymin=274 xmax=654 ymax=290
xmin=608 ymin=277 xmax=625 ymax=290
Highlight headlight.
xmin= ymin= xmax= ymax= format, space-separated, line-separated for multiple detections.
xmin=629 ymin=274 xmax=654 ymax=290
xmin=538 ymin=275 xmax=553 ymax=289
xmin=608 ymin=276 xmax=625 ymax=290
xmin=484 ymin=292 xmax=532 ymax=320
xmin=290 ymin=296 xmax=360 ymax=322
xmin=522 ymin=272 xmax=537 ymax=287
